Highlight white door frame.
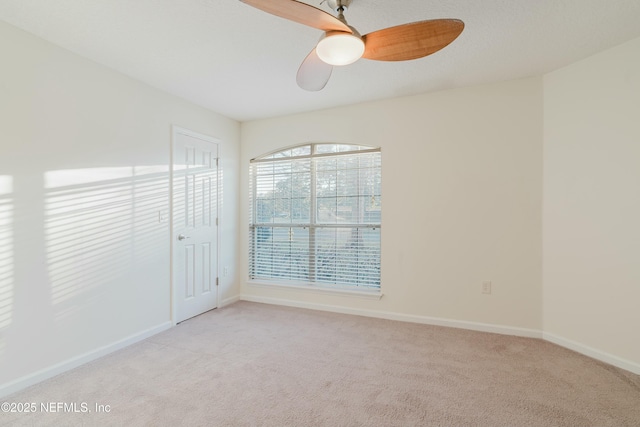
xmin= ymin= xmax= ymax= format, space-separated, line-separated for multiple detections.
xmin=170 ymin=125 xmax=220 ymax=325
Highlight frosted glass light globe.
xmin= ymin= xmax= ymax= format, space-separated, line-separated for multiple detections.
xmin=316 ymin=33 xmax=365 ymax=66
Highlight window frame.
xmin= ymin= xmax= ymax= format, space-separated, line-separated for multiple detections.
xmin=249 ymin=143 xmax=382 ymax=294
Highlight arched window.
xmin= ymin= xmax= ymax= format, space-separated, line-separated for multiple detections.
xmin=249 ymin=143 xmax=381 ymax=290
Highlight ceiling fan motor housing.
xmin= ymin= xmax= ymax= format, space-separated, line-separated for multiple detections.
xmin=327 ymin=0 xmax=352 ymax=12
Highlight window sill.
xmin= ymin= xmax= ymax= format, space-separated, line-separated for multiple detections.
xmin=246 ymin=280 xmax=383 ymax=300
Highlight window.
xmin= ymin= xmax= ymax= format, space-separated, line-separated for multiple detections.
xmin=249 ymin=143 xmax=381 ymax=291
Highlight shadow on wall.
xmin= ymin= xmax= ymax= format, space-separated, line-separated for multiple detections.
xmin=44 ymin=167 xmax=168 ymax=315
xmin=0 ymin=166 xmax=169 ymax=384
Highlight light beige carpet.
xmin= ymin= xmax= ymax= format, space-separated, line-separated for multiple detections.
xmin=2 ymin=301 xmax=640 ymax=426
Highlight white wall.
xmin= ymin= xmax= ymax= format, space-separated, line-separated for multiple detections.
xmin=241 ymin=77 xmax=543 ymax=332
xmin=0 ymin=21 xmax=240 ymax=391
xmin=543 ymin=36 xmax=640 ymax=369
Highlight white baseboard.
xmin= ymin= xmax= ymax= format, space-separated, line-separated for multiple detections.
xmin=220 ymin=294 xmax=241 ymax=307
xmin=241 ymin=295 xmax=640 ymax=375
xmin=240 ymin=294 xmax=542 ymax=338
xmin=4 ymin=299 xmax=637 ymax=400
xmin=543 ymin=332 xmax=640 ymax=375
xmin=0 ymin=321 xmax=172 ymax=399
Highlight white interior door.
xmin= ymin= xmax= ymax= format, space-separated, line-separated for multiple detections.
xmin=172 ymin=127 xmax=219 ymax=323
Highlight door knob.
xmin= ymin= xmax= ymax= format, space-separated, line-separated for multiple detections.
xmin=177 ymin=234 xmax=190 ymax=241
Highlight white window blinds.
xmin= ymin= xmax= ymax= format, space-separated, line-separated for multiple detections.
xmin=249 ymin=144 xmax=381 ymax=290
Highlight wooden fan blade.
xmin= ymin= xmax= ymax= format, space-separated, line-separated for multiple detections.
xmin=297 ymin=48 xmax=333 ymax=91
xmin=240 ymin=0 xmax=352 ymax=33
xmin=362 ymin=19 xmax=464 ymax=61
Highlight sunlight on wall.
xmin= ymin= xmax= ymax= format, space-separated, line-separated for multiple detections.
xmin=44 ymin=167 xmax=168 ymax=319
xmin=45 ymin=167 xmax=135 ymax=188
xmin=0 ymin=175 xmax=14 ymax=359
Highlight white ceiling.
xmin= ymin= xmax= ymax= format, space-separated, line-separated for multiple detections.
xmin=1 ymin=0 xmax=640 ymax=121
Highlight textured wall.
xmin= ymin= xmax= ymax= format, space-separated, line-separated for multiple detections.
xmin=543 ymin=36 xmax=640 ymax=367
xmin=0 ymin=21 xmax=240 ymax=389
xmin=241 ymin=77 xmax=543 ymax=331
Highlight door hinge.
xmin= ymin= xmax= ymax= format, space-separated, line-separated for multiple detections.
xmin=216 ymin=277 xmax=219 ymax=286
xmin=216 ymin=217 xmax=219 ymax=226
xmin=216 ymin=158 xmax=219 ymax=167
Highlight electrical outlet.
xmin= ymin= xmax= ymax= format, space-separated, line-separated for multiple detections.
xmin=223 ymin=266 xmax=229 ymax=277
xmin=482 ymin=281 xmax=492 ymax=294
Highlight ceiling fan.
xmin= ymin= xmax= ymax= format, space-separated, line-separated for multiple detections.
xmin=240 ymin=0 xmax=464 ymax=91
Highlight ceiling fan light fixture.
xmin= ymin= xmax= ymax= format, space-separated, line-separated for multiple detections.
xmin=316 ymin=32 xmax=364 ymax=66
